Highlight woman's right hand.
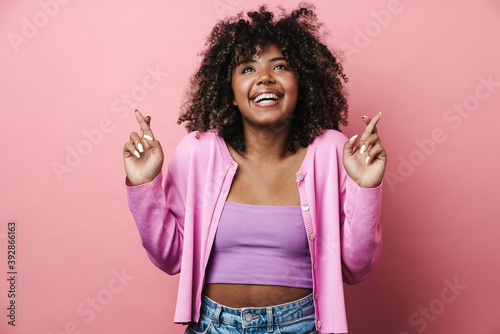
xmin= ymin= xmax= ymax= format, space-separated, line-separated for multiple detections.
xmin=123 ymin=110 xmax=164 ymax=186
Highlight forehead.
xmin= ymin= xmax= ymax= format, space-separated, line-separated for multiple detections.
xmin=253 ymin=44 xmax=283 ymax=58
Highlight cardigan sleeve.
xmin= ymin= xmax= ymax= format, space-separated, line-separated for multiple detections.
xmin=125 ymin=166 xmax=186 ymax=275
xmin=338 ymin=148 xmax=383 ymax=285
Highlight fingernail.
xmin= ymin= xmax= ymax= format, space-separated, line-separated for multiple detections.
xmin=145 ymin=114 xmax=151 ymax=118
xmin=137 ymin=143 xmax=144 ymax=153
xmin=349 ymin=134 xmax=358 ymax=142
xmin=360 ymin=145 xmax=366 ymax=154
xmin=134 ymin=150 xmax=140 ymax=158
xmin=135 ymin=109 xmax=139 ymax=112
xmin=361 ymin=115 xmax=368 ymax=119
xmin=366 ymin=156 xmax=370 ymax=164
xmin=378 ymin=111 xmax=382 ymax=116
xmin=144 ymin=134 xmax=153 ymax=141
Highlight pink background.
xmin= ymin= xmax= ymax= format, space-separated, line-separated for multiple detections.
xmin=1 ymin=0 xmax=499 ymax=333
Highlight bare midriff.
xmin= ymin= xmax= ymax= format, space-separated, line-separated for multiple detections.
xmin=202 ymin=283 xmax=312 ymax=307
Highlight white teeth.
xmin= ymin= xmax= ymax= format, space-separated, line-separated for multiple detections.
xmin=254 ymin=93 xmax=280 ymax=103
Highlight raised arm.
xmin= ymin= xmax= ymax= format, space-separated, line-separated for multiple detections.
xmin=340 ymin=113 xmax=386 ymax=284
xmin=124 ymin=110 xmax=184 ymax=275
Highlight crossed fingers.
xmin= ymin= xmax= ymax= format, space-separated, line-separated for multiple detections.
xmin=357 ymin=112 xmax=382 ymax=163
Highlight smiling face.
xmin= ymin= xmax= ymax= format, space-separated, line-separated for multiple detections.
xmin=231 ymin=44 xmax=299 ymax=132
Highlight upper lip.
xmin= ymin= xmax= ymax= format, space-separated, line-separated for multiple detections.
xmin=250 ymin=88 xmax=283 ymax=101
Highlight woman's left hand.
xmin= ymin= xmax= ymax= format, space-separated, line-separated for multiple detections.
xmin=342 ymin=112 xmax=387 ymax=188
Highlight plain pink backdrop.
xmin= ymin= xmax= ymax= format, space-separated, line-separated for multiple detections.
xmin=1 ymin=0 xmax=500 ymax=333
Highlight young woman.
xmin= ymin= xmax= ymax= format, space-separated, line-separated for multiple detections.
xmin=123 ymin=5 xmax=386 ymax=334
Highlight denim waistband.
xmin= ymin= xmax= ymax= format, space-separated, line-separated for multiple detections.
xmin=200 ymin=292 xmax=314 ymax=330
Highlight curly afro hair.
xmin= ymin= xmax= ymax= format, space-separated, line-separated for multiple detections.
xmin=177 ymin=3 xmax=349 ymax=154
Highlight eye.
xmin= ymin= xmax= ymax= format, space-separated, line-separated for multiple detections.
xmin=241 ymin=67 xmax=254 ymax=74
xmin=273 ymin=64 xmax=288 ymax=70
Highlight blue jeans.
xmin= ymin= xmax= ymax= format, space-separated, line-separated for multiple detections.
xmin=185 ymin=292 xmax=317 ymax=334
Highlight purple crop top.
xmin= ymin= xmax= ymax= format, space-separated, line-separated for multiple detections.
xmin=204 ymin=201 xmax=313 ymax=288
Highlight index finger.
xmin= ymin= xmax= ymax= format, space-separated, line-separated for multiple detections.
xmin=135 ymin=109 xmax=154 ymax=139
xmin=360 ymin=112 xmax=381 ymax=140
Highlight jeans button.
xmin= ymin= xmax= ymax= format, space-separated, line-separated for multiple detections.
xmin=244 ymin=313 xmax=253 ymax=321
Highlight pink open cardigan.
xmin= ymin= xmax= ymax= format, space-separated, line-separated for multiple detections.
xmin=125 ymin=128 xmax=382 ymax=333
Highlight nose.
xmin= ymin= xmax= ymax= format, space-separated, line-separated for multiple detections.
xmin=256 ymin=68 xmax=275 ymax=86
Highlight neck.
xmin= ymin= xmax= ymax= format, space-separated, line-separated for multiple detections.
xmin=240 ymin=121 xmax=293 ymax=162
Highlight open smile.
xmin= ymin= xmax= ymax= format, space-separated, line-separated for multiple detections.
xmin=250 ymin=89 xmax=283 ymax=107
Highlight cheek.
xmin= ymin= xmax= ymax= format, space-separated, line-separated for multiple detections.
xmin=232 ymin=79 xmax=251 ymax=102
xmin=231 ymin=78 xmax=240 ymax=94
xmin=287 ymin=82 xmax=300 ymax=100
xmin=284 ymin=76 xmax=299 ymax=95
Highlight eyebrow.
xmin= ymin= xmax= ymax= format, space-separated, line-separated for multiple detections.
xmin=239 ymin=57 xmax=287 ymax=65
